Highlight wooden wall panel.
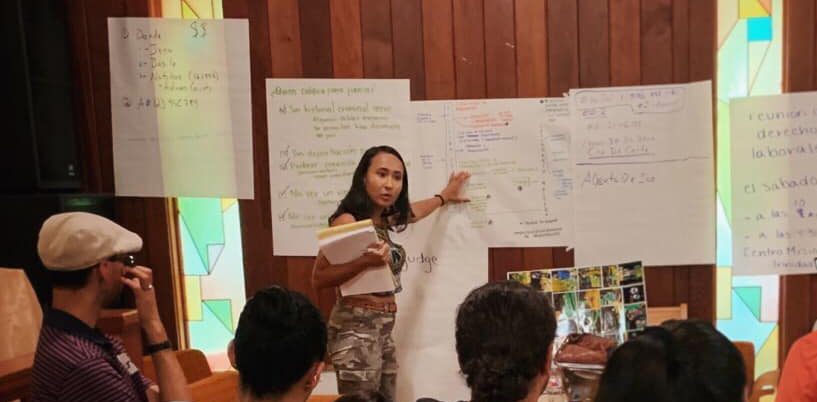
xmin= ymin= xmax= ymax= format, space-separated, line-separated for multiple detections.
xmin=299 ymin=0 xmax=334 ymax=78
xmin=546 ymin=0 xmax=579 ymax=96
xmin=422 ymin=0 xmax=456 ymax=99
xmin=484 ymin=0 xmax=517 ymax=98
xmin=514 ymin=0 xmax=548 ymax=97
xmin=453 ymin=0 xmax=487 ymax=99
xmin=640 ymin=0 xmax=673 ymax=85
xmin=578 ymin=0 xmax=610 ymax=88
xmin=779 ymin=0 xmax=817 ymax=366
xmin=392 ymin=0 xmax=426 ymax=100
xmin=689 ymin=0 xmax=715 ymax=82
xmin=610 ymin=0 xmax=640 ymax=86
xmin=269 ymin=0 xmax=303 ymax=78
xmin=330 ymin=0 xmax=363 ymax=78
xmin=672 ymin=0 xmax=689 ymax=82
xmin=361 ymin=0 xmax=394 ymax=78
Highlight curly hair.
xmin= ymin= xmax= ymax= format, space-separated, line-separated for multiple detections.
xmin=455 ymin=281 xmax=557 ymax=402
xmin=594 ymin=320 xmax=746 ymax=402
xmin=329 ymin=145 xmax=412 ymax=231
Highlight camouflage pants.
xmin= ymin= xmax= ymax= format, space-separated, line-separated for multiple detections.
xmin=328 ymin=303 xmax=397 ymax=401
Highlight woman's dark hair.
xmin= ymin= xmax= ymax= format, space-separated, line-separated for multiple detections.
xmin=335 ymin=390 xmax=388 ymax=402
xmin=329 ymin=146 xmax=412 ymax=231
xmin=594 ymin=320 xmax=746 ymax=402
xmin=234 ymin=286 xmax=327 ymax=399
xmin=456 ymin=281 xmax=557 ymax=402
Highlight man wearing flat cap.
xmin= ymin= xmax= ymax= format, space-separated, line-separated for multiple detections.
xmin=30 ymin=212 xmax=191 ymax=402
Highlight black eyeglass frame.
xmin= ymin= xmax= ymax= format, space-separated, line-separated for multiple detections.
xmin=109 ymin=253 xmax=136 ymax=267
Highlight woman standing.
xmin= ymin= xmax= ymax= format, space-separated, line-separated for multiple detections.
xmin=312 ymin=145 xmax=469 ymax=400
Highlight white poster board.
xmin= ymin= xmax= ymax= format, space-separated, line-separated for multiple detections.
xmin=731 ymin=92 xmax=817 ymax=275
xmin=266 ymin=79 xmax=411 ymax=256
xmin=570 ymin=81 xmax=716 ymax=266
xmin=108 ymin=18 xmax=253 ymax=198
xmin=410 ymin=98 xmax=573 ymax=247
xmin=392 ymin=200 xmax=488 ymax=402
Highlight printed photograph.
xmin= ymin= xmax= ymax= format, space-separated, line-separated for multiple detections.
xmin=578 ymin=289 xmax=601 ymax=310
xmin=553 ymin=292 xmax=579 ymax=317
xmin=600 ymin=288 xmax=623 ymax=306
xmin=601 ymin=305 xmax=622 ymax=333
xmin=620 ymin=261 xmax=644 ymax=286
xmin=529 ymin=270 xmax=551 ymax=292
xmin=577 ymin=309 xmax=602 ymax=334
xmin=578 ymin=266 xmax=603 ymax=289
xmin=623 ymin=285 xmax=646 ymax=304
xmin=602 ymin=265 xmax=621 ymax=287
xmin=625 ymin=303 xmax=647 ymax=331
xmin=507 ymin=271 xmax=531 ymax=286
xmin=551 ymin=269 xmax=578 ymax=292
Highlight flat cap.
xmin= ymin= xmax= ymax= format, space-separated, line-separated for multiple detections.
xmin=37 ymin=212 xmax=143 ymax=271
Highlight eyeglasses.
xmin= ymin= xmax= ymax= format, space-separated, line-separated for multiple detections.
xmin=109 ymin=253 xmax=136 ymax=267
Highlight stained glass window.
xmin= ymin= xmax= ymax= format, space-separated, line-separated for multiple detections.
xmin=716 ymin=0 xmax=782 ymax=385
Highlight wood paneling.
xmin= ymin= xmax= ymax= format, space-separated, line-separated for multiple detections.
xmin=578 ymin=0 xmax=610 ymax=88
xmin=361 ymin=0 xmax=394 ymax=78
xmin=330 ymin=0 xmax=363 ymax=78
xmin=779 ymin=0 xmax=817 ymax=366
xmin=392 ymin=0 xmax=426 ymax=100
xmin=422 ymin=0 xmax=456 ymax=99
xmin=610 ymin=0 xmax=640 ymax=86
xmin=640 ymin=0 xmax=673 ymax=85
xmin=453 ymin=0 xmax=487 ymax=99
xmin=547 ymin=0 xmax=579 ymax=96
xmin=484 ymin=0 xmax=517 ymax=98
xmin=514 ymin=0 xmax=548 ymax=97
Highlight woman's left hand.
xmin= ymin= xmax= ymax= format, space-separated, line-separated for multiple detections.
xmin=439 ymin=171 xmax=471 ymax=204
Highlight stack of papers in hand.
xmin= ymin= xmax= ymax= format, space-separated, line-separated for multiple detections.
xmin=317 ymin=219 xmax=395 ymax=296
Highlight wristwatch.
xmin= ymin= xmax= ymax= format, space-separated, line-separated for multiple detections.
xmin=146 ymin=340 xmax=172 ymax=354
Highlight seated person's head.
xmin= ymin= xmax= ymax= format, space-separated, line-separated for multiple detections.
xmin=595 ymin=320 xmax=746 ymax=402
xmin=335 ymin=390 xmax=387 ymax=402
xmin=230 ymin=286 xmax=327 ymax=401
xmin=38 ymin=212 xmax=142 ymax=306
xmin=455 ymin=281 xmax=557 ymax=402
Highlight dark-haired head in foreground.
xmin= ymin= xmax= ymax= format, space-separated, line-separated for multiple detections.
xmin=229 ymin=286 xmax=327 ymax=402
xmin=335 ymin=390 xmax=388 ymax=402
xmin=455 ymin=280 xmax=557 ymax=402
xmin=594 ymin=320 xmax=746 ymax=402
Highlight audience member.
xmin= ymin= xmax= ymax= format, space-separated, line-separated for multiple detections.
xmin=229 ymin=286 xmax=327 ymax=402
xmin=594 ymin=320 xmax=746 ymax=402
xmin=776 ymin=329 xmax=817 ymax=402
xmin=31 ymin=212 xmax=190 ymax=402
xmin=419 ymin=280 xmax=557 ymax=402
xmin=335 ymin=390 xmax=388 ymax=402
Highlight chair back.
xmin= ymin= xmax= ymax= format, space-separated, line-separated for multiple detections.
xmin=646 ymin=303 xmax=688 ymax=326
xmin=143 ymin=349 xmax=213 ymax=384
xmin=0 ymin=268 xmax=42 ymax=361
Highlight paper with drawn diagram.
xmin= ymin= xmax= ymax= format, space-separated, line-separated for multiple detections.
xmin=108 ymin=18 xmax=253 ymax=198
xmin=730 ymin=92 xmax=817 ymax=275
xmin=570 ymin=81 xmax=716 ymax=266
xmin=266 ymin=79 xmax=411 ymax=256
xmin=409 ymin=98 xmax=573 ymax=247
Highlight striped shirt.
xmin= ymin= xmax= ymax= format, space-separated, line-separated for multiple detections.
xmin=30 ymin=309 xmax=152 ymax=402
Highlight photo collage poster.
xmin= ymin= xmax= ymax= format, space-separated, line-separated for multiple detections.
xmin=507 ymin=261 xmax=648 ymax=343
